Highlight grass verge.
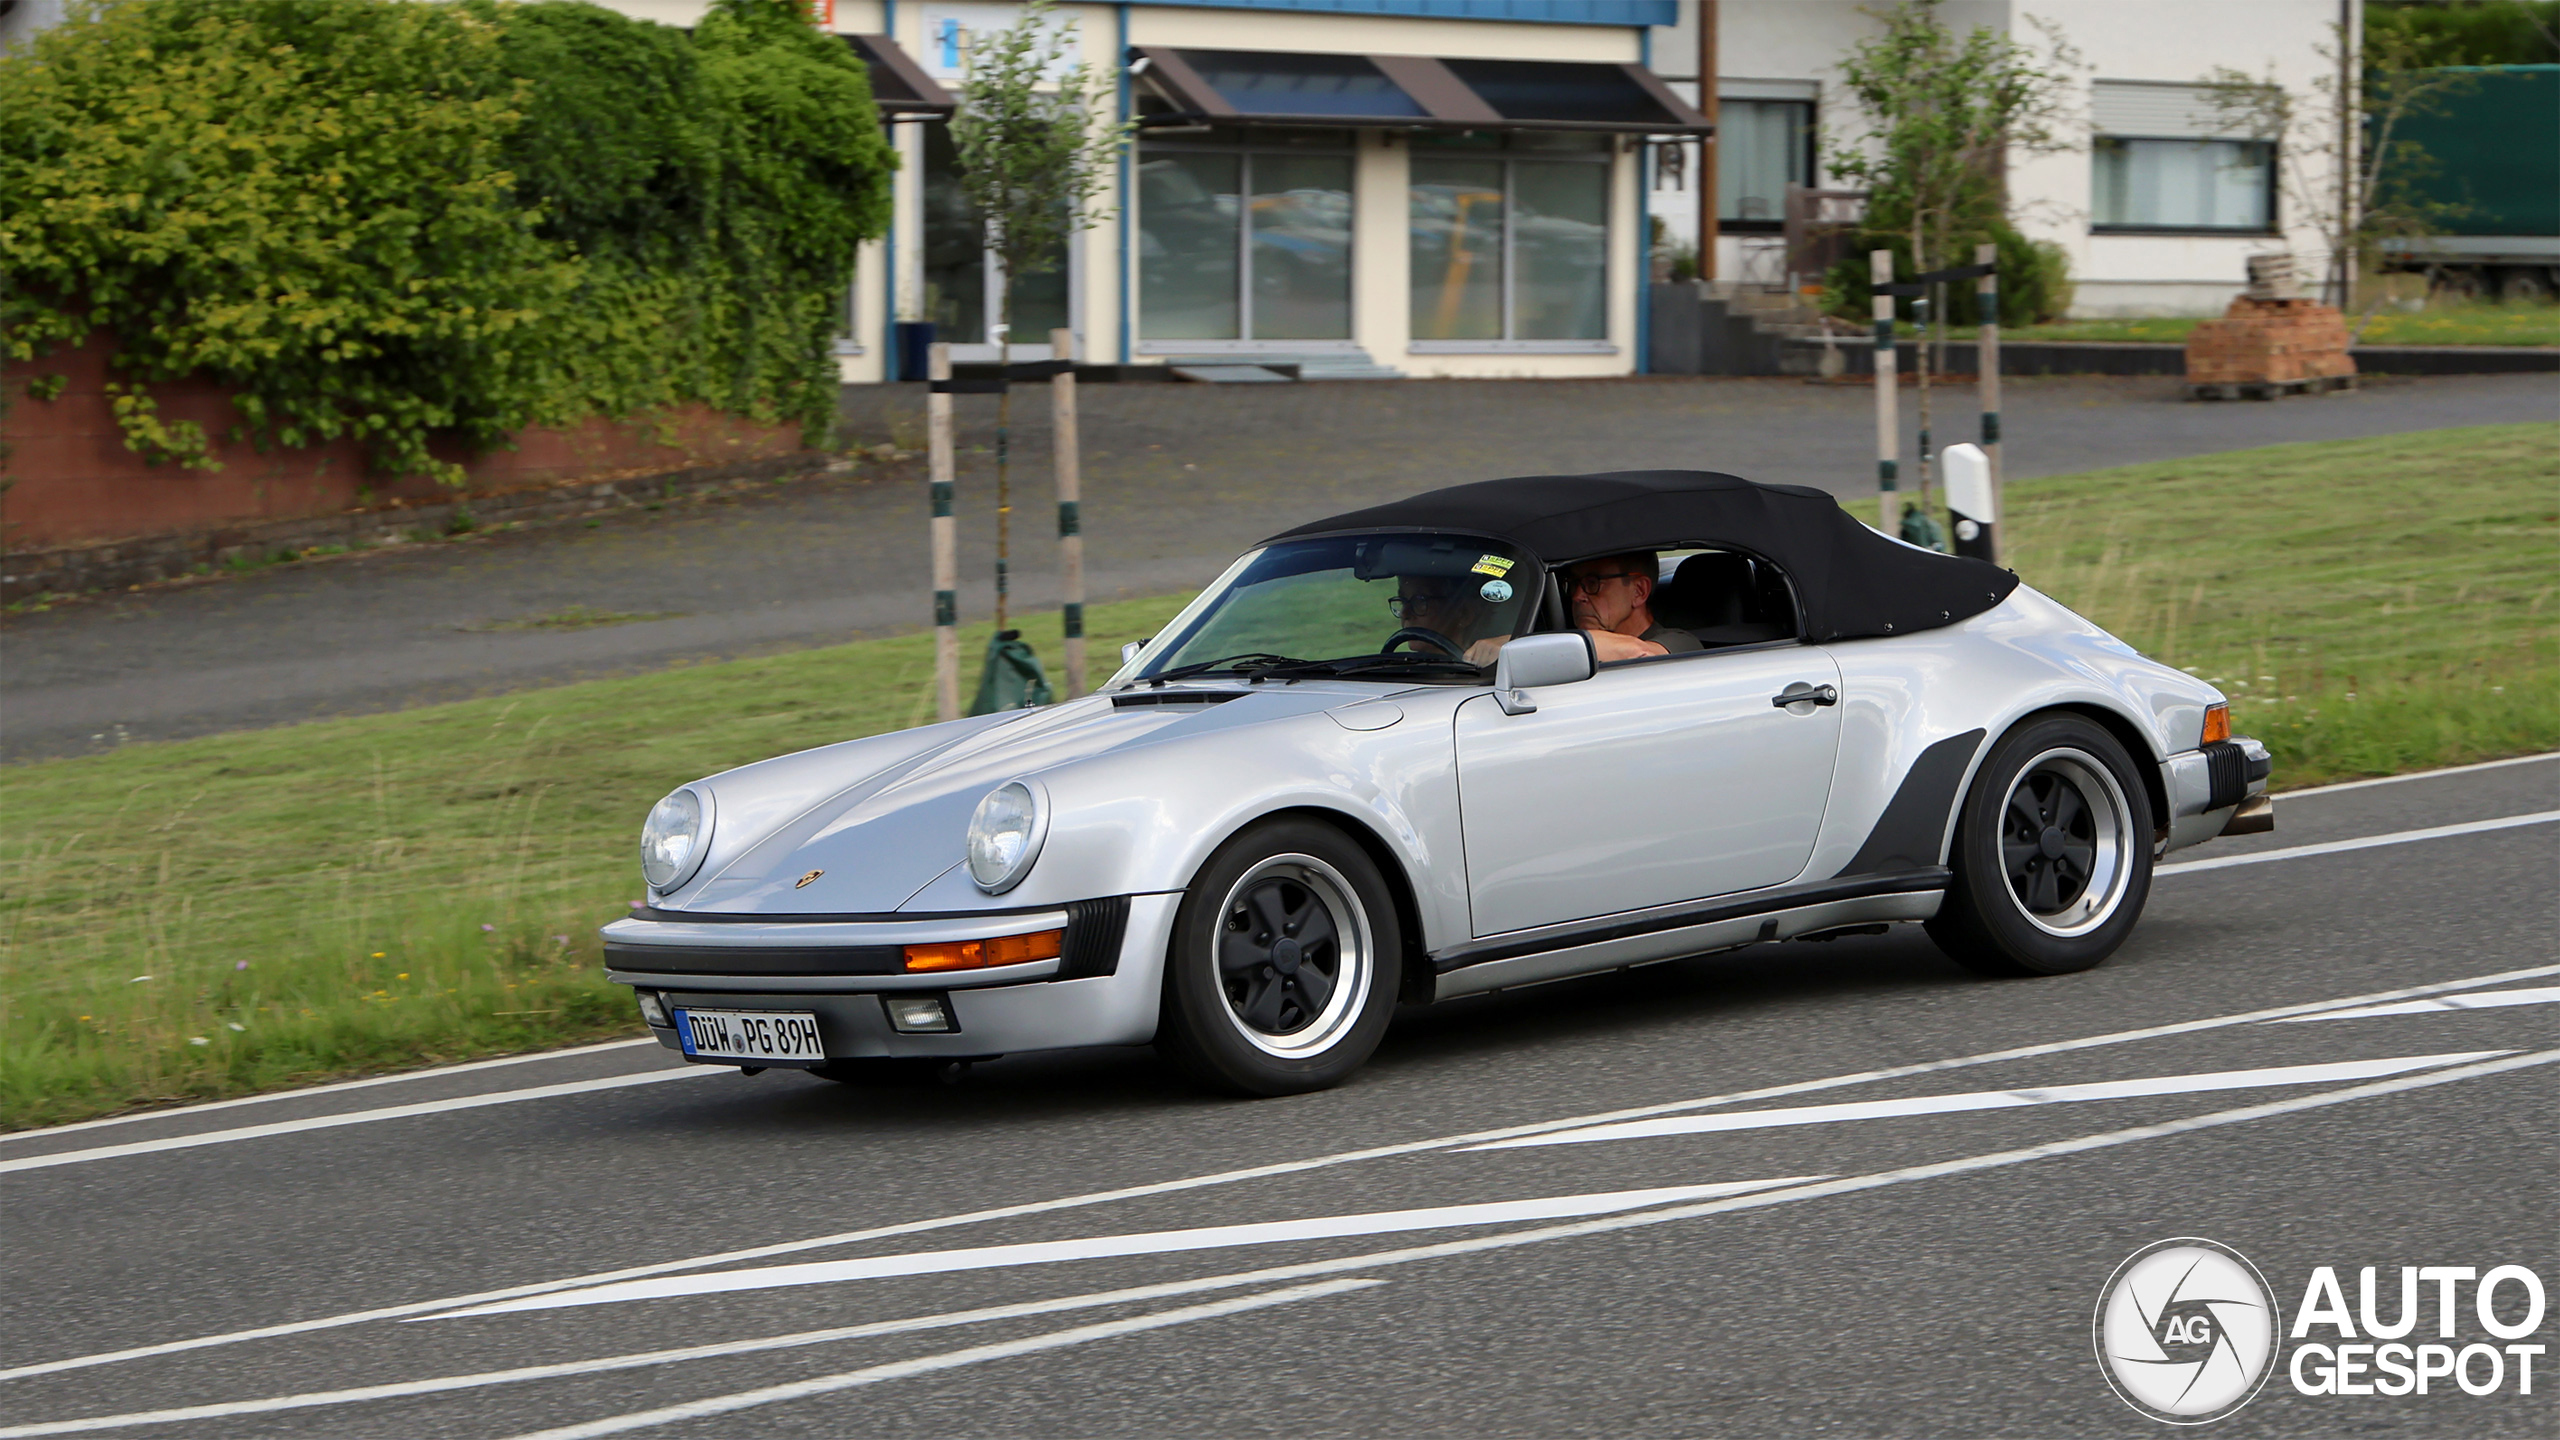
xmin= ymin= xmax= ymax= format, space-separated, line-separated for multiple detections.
xmin=1951 ymin=301 xmax=2560 ymax=348
xmin=4 ymin=423 xmax=2552 ymax=1126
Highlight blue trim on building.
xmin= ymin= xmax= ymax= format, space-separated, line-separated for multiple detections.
xmin=1116 ymin=4 xmax=1134 ymax=366
xmin=882 ymin=0 xmax=900 ymax=380
xmin=1123 ymin=0 xmax=1676 ymax=24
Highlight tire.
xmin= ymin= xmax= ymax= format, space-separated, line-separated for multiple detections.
xmin=1926 ymin=714 xmax=2155 ymax=978
xmin=1156 ymin=819 xmax=1401 ymax=1096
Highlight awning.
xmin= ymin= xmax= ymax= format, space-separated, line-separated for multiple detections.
xmin=1131 ymin=47 xmax=1710 ymax=136
xmin=847 ymin=34 xmax=955 ymax=119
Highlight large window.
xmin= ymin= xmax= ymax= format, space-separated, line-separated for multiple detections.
xmin=923 ymin=123 xmax=1070 ymax=355
xmin=2092 ymin=136 xmax=2276 ymax=232
xmin=1717 ymin=98 xmax=1813 ymax=227
xmin=1410 ymin=133 xmax=1610 ymax=348
xmin=1137 ymin=128 xmax=1354 ymax=344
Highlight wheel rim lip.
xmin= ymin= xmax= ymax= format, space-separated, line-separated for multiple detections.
xmin=1212 ymin=853 xmax=1373 ymax=1059
xmin=1998 ymin=748 xmax=2134 ymax=938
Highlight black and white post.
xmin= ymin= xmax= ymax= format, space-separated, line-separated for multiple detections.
xmin=1942 ymin=442 xmax=1998 ymax=562
xmin=927 ymin=342 xmax=960 ymax=723
xmin=1871 ymin=249 xmax=1901 ymax=535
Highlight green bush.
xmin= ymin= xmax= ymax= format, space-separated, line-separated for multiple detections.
xmin=0 ymin=0 xmax=892 ymax=483
xmin=1822 ymin=223 xmax=2073 ymax=328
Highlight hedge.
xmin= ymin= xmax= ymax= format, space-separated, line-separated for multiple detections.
xmin=0 ymin=0 xmax=894 ymax=483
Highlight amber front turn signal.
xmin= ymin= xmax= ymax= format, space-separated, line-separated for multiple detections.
xmin=903 ymin=928 xmax=1064 ymax=973
xmin=2202 ymin=702 xmax=2231 ymax=745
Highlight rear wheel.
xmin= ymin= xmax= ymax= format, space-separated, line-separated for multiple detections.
xmin=1157 ymin=819 xmax=1399 ymax=1096
xmin=1927 ymin=715 xmax=2154 ymax=978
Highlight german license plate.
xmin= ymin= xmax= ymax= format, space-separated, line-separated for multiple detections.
xmin=673 ymin=1008 xmax=825 ymax=1064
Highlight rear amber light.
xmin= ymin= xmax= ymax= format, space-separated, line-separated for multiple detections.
xmin=903 ymin=928 xmax=1064 ymax=972
xmin=2202 ymin=703 xmax=2231 ymax=745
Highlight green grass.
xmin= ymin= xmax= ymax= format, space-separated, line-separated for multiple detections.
xmin=1950 ymin=301 xmax=2560 ymax=348
xmin=4 ymin=424 xmax=2553 ymax=1128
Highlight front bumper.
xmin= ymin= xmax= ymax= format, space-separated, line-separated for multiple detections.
xmin=602 ymin=894 xmax=1181 ymax=1061
xmin=2159 ymin=737 xmax=2273 ymax=853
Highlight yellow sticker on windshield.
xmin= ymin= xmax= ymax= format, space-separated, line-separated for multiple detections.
xmin=1470 ymin=555 xmax=1515 ymax=578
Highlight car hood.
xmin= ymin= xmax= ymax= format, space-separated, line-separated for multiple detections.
xmin=664 ymin=683 xmax=1397 ymax=914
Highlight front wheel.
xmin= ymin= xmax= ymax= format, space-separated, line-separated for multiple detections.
xmin=1926 ymin=715 xmax=2155 ymax=978
xmin=1157 ymin=819 xmax=1400 ymax=1096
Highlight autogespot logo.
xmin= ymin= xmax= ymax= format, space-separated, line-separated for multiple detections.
xmin=2095 ymin=1238 xmax=2281 ymax=1424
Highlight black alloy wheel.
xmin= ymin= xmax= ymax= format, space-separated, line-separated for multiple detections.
xmin=1159 ymin=818 xmax=1401 ymax=1096
xmin=1928 ymin=713 xmax=2155 ymax=978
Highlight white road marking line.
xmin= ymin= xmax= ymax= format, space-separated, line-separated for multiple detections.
xmin=1462 ymin=1052 xmax=2508 ymax=1152
xmin=491 ymin=1280 xmax=1387 ymax=1440
xmin=2156 ymin=809 xmax=2560 ymax=876
xmin=13 ymin=961 xmax=2554 ymax=1383
xmin=469 ymin=1050 xmax=2560 ymax=1440
xmin=2277 ymin=751 xmax=2556 ymax=798
xmin=0 ymin=1038 xmax=661 ymax=1146
xmin=0 ymin=1274 xmax=1388 ymax=1438
xmin=426 ymin=1178 xmax=1823 ymax=1320
xmin=0 ymin=1067 xmax=714 ymax=1176
xmin=14 ymin=1050 xmax=2557 ymax=1440
xmin=2268 ymin=986 xmax=2560 ymax=1023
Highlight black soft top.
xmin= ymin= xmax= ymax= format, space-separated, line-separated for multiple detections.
xmin=1265 ymin=469 xmax=2018 ymax=643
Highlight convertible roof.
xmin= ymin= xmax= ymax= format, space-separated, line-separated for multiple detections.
xmin=1265 ymin=469 xmax=2019 ymax=643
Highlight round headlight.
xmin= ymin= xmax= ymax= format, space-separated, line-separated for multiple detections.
xmin=640 ymin=787 xmax=713 ymax=892
xmin=966 ymin=781 xmax=1047 ymax=893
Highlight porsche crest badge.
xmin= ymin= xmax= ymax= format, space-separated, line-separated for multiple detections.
xmin=795 ymin=869 xmax=824 ymax=889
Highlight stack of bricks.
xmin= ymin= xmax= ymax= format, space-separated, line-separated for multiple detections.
xmin=2184 ymin=295 xmax=2357 ymax=384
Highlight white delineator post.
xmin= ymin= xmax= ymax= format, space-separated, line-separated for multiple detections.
xmin=1975 ymin=240 xmax=2002 ymax=562
xmin=1871 ymin=249 xmax=1900 ymax=535
xmin=1050 ymin=327 xmax=1086 ymax=698
xmin=928 ymin=341 xmax=961 ymax=723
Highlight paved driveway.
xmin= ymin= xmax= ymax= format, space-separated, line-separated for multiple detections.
xmin=4 ymin=372 xmax=2551 ymax=761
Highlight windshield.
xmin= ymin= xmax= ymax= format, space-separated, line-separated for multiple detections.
xmin=1135 ymin=533 xmax=1539 ymax=680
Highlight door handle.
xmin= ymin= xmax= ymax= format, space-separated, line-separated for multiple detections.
xmin=1772 ymin=683 xmax=1839 ymax=708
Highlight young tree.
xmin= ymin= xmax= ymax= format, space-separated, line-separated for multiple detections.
xmin=949 ymin=0 xmax=1128 ymax=632
xmin=2202 ymin=21 xmax=2480 ymax=315
xmin=1823 ymin=0 xmax=2080 ymax=532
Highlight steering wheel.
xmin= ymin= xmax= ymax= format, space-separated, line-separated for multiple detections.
xmin=1382 ymin=626 xmax=1465 ymax=659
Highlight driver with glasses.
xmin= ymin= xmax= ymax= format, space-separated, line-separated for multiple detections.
xmin=1394 ymin=553 xmax=1700 ymax=666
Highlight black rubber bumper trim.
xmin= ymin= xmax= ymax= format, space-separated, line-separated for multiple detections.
xmin=1431 ymin=869 xmax=1949 ymax=974
xmin=610 ymin=897 xmax=1133 ymax=980
xmin=2202 ymin=740 xmax=2251 ymax=811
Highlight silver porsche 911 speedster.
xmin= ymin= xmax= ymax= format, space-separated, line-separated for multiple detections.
xmin=603 ymin=471 xmax=2271 ymax=1095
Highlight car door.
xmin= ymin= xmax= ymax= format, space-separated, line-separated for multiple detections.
xmin=1452 ymin=646 xmax=1843 ymax=937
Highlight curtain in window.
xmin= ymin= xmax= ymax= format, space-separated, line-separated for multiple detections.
xmin=2093 ymin=138 xmax=2272 ymax=230
xmin=1717 ymin=99 xmax=1810 ymax=223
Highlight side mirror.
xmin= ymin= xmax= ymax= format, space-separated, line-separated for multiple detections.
xmin=1491 ymin=632 xmax=1594 ymax=715
xmin=1120 ymin=639 xmax=1148 ymax=665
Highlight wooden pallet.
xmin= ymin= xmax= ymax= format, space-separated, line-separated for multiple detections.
xmin=2184 ymin=374 xmax=2359 ymax=401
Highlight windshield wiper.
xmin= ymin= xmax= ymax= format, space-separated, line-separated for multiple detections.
xmin=1146 ymin=652 xmax=1306 ymax=685
xmin=1261 ymin=653 xmax=1487 ymax=679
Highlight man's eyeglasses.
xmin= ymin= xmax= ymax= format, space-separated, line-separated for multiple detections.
xmin=1386 ymin=591 xmax=1453 ymax=619
xmin=1563 ymin=570 xmax=1641 ymax=594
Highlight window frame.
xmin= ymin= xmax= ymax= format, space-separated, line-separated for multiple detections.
xmin=1713 ymin=97 xmax=1818 ymax=234
xmin=1134 ymin=128 xmax=1361 ymax=353
xmin=2089 ymin=132 xmax=2282 ymax=237
xmin=1408 ymin=141 xmax=1617 ymax=355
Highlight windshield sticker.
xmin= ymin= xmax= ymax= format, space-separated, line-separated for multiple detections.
xmin=1479 ymin=579 xmax=1514 ymax=603
xmin=1470 ymin=554 xmax=1516 ymax=578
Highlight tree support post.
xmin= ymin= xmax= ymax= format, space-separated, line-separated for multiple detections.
xmin=1975 ymin=239 xmax=2002 ymax=563
xmin=1050 ymin=327 xmax=1087 ymax=697
xmin=1871 ymin=249 xmax=1900 ymax=536
xmin=927 ymin=342 xmax=961 ymax=723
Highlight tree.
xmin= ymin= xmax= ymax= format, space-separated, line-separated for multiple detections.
xmin=2202 ymin=22 xmax=2480 ymax=314
xmin=1822 ymin=0 xmax=2080 ymax=530
xmin=948 ymin=0 xmax=1128 ymax=631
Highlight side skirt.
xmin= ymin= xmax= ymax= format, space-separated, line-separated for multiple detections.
xmin=1429 ymin=874 xmax=1946 ymax=1003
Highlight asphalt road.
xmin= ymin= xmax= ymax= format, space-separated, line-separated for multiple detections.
xmin=6 ymin=372 xmax=2553 ymax=762
xmin=4 ymin=756 xmax=2553 ymax=1438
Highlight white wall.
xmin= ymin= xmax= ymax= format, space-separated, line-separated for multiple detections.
xmin=1648 ymin=0 xmax=2346 ymax=315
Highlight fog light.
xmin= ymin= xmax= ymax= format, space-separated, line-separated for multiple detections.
xmin=883 ymin=994 xmax=956 ymax=1033
xmin=635 ymin=990 xmax=671 ymax=1028
xmin=903 ymin=928 xmax=1063 ymax=973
